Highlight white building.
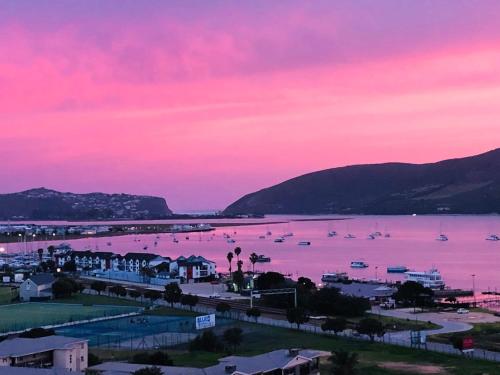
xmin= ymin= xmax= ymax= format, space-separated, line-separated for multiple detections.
xmin=0 ymin=336 xmax=88 ymax=372
xmin=19 ymin=274 xmax=55 ymax=302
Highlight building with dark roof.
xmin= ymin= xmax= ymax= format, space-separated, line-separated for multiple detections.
xmin=19 ymin=273 xmax=55 ymax=302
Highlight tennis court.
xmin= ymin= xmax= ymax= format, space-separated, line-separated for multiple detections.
xmin=55 ymin=314 xmax=232 ymax=347
xmin=0 ymin=303 xmax=141 ymax=333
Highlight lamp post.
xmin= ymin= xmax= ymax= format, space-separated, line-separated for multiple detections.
xmin=471 ymin=274 xmax=476 ymax=306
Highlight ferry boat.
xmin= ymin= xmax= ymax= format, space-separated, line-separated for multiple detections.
xmin=274 ymin=237 xmax=285 ymax=243
xmin=486 ymin=234 xmax=500 ymax=241
xmin=321 ymin=272 xmax=348 ymax=283
xmin=436 ymin=234 xmax=448 ymax=241
xmin=350 ymin=261 xmax=369 ymax=268
xmin=256 ymin=255 xmax=271 ymax=263
xmin=405 ymin=268 xmax=445 ymax=289
xmin=344 ymin=234 xmax=356 ymax=239
xmin=387 ymin=265 xmax=409 ymax=273
xmin=298 ymin=241 xmax=311 ymax=246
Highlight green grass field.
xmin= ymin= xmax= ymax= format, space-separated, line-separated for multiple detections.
xmin=0 ymin=287 xmax=17 ymax=305
xmin=0 ymin=302 xmax=141 ymax=333
xmin=430 ymin=321 xmax=500 ymax=353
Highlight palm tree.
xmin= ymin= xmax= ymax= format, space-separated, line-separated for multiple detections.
xmin=47 ymin=245 xmax=55 ymax=260
xmin=227 ymin=252 xmax=234 ymax=276
xmin=329 ymin=351 xmax=358 ymax=375
xmin=249 ymin=252 xmax=259 ymax=273
xmin=234 ymin=247 xmax=241 ymax=262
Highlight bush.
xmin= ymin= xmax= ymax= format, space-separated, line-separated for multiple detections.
xmin=223 ymin=327 xmax=243 ymax=352
xmin=189 ymin=330 xmax=223 ymax=352
xmin=321 ymin=317 xmax=347 ymax=335
xmin=19 ymin=328 xmax=55 ymax=338
xmin=131 ymin=351 xmax=173 ymax=366
xmin=88 ymin=353 xmax=102 ymax=366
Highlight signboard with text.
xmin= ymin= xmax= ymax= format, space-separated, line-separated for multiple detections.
xmin=195 ymin=314 xmax=216 ymax=330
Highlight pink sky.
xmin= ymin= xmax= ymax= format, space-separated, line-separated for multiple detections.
xmin=1 ymin=1 xmax=500 ymax=211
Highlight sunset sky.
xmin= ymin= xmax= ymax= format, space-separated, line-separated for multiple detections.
xmin=1 ymin=1 xmax=500 ymax=211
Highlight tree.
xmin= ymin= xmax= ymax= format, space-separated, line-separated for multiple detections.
xmin=109 ymin=285 xmax=127 ymax=297
xmin=180 ymin=294 xmax=199 ymax=311
xmin=144 ymin=289 xmax=162 ymax=303
xmin=232 ymin=270 xmax=244 ymax=292
xmin=37 ymin=248 xmax=44 ymax=261
xmin=62 ymin=260 xmax=77 ymax=273
xmin=20 ymin=327 xmax=55 ymax=338
xmin=216 ymin=302 xmax=231 ymax=316
xmin=249 ymin=252 xmax=259 ymax=273
xmin=246 ymin=307 xmax=261 ymax=322
xmin=88 ymin=352 xmax=102 ymax=367
xmin=227 ymin=252 xmax=234 ymax=276
xmin=286 ymin=307 xmax=309 ymax=329
xmin=356 ymin=318 xmax=385 ymax=342
xmin=53 ymin=278 xmax=77 ymax=299
xmin=255 ymin=272 xmax=286 ymax=290
xmin=129 ymin=289 xmax=142 ymax=300
xmin=132 ymin=367 xmax=163 ymax=375
xmin=393 ymin=281 xmax=434 ymax=310
xmin=189 ymin=330 xmax=222 ymax=352
xmin=47 ymin=245 xmax=55 ymax=260
xmin=91 ymin=281 xmax=107 ymax=295
xmin=164 ymin=283 xmax=182 ymax=307
xmin=321 ymin=317 xmax=347 ymax=335
xmin=329 ymin=351 xmax=359 ymax=375
xmin=234 ymin=247 xmax=241 ymax=262
xmin=309 ymin=287 xmax=369 ymax=317
xmin=223 ymin=327 xmax=243 ymax=352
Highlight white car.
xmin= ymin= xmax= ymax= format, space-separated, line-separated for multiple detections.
xmin=457 ymin=308 xmax=469 ymax=314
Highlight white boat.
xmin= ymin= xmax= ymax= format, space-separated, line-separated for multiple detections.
xmin=227 ymin=239 xmax=236 ymax=243
xmin=321 ymin=272 xmax=348 ymax=283
xmin=387 ymin=265 xmax=408 ymax=273
xmin=283 ymin=232 xmax=294 ymax=237
xmin=405 ymin=268 xmax=445 ymax=289
xmin=327 ymin=231 xmax=337 ymax=237
xmin=344 ymin=233 xmax=356 ymax=239
xmin=274 ymin=237 xmax=285 ymax=243
xmin=436 ymin=234 xmax=448 ymax=241
xmin=350 ymin=261 xmax=369 ymax=268
xmin=486 ymin=234 xmax=500 ymax=241
xmin=298 ymin=241 xmax=311 ymax=246
xmin=256 ymin=255 xmax=271 ymax=263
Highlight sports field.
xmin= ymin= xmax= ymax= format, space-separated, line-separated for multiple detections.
xmin=0 ymin=303 xmax=141 ymax=333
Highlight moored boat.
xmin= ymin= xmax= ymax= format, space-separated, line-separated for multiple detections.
xmin=350 ymin=260 xmax=369 ymax=268
xmin=387 ymin=265 xmax=408 ymax=273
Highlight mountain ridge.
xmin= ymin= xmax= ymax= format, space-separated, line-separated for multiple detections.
xmin=0 ymin=187 xmax=172 ymax=220
xmin=223 ymin=148 xmax=500 ymax=215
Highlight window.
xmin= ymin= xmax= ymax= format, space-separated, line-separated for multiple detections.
xmin=69 ymin=355 xmax=72 ymax=363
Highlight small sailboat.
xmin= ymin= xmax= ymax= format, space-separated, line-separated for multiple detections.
xmin=274 ymin=237 xmax=285 ymax=243
xmin=344 ymin=233 xmax=356 ymax=239
xmin=486 ymin=234 xmax=500 ymax=241
xmin=327 ymin=231 xmax=337 ymax=237
xmin=436 ymin=234 xmax=448 ymax=241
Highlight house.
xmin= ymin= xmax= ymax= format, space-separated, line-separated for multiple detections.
xmin=121 ymin=253 xmax=168 ymax=273
xmin=19 ymin=274 xmax=55 ymax=301
xmin=171 ymin=255 xmax=216 ymax=282
xmin=56 ymin=251 xmax=116 ymax=271
xmin=90 ymin=349 xmax=329 ymax=375
xmin=327 ymin=282 xmax=397 ymax=303
xmin=0 ymin=336 xmax=88 ymax=372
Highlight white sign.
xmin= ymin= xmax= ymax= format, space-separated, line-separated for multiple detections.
xmin=195 ymin=314 xmax=215 ymax=330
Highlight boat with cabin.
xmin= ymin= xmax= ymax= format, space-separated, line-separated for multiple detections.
xmin=486 ymin=234 xmax=500 ymax=241
xmin=298 ymin=241 xmax=311 ymax=246
xmin=350 ymin=261 xmax=369 ymax=268
xmin=321 ymin=272 xmax=348 ymax=283
xmin=256 ymin=255 xmax=271 ymax=263
xmin=387 ymin=265 xmax=409 ymax=273
xmin=405 ymin=268 xmax=445 ymax=289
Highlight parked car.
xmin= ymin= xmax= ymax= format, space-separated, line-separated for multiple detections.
xmin=457 ymin=308 xmax=469 ymax=314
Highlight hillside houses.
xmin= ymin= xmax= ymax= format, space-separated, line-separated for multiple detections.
xmin=55 ymin=250 xmax=216 ymax=282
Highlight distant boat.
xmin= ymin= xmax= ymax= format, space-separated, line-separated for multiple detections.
xmin=106 ymin=242 xmax=112 ymax=246
xmin=351 ymin=261 xmax=369 ymax=268
xmin=227 ymin=239 xmax=236 ymax=244
xmin=298 ymin=241 xmax=311 ymax=246
xmin=173 ymin=238 xmax=179 ymax=243
xmin=321 ymin=272 xmax=348 ymax=283
xmin=373 ymin=231 xmax=382 ymax=237
xmin=384 ymin=233 xmax=391 ymax=238
xmin=436 ymin=234 xmax=448 ymax=241
xmin=344 ymin=234 xmax=356 ymax=239
xmin=327 ymin=231 xmax=337 ymax=237
xmin=258 ymin=235 xmax=266 ymax=239
xmin=283 ymin=232 xmax=294 ymax=237
xmin=256 ymin=255 xmax=271 ymax=263
xmin=367 ymin=234 xmax=376 ymax=240
xmin=387 ymin=265 xmax=408 ymax=273
xmin=143 ymin=246 xmax=148 ymax=250
xmin=274 ymin=237 xmax=285 ymax=243
xmin=266 ymin=231 xmax=272 ymax=236
xmin=486 ymin=234 xmax=500 ymax=241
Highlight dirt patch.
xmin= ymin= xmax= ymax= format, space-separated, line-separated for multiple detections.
xmin=379 ymin=361 xmax=449 ymax=374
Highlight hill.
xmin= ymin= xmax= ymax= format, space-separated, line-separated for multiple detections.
xmin=224 ymin=149 xmax=500 ymax=215
xmin=0 ymin=188 xmax=172 ymax=220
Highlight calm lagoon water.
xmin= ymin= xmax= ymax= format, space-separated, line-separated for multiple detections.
xmin=3 ymin=215 xmax=500 ymax=291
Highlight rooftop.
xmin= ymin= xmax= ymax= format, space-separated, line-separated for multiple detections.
xmin=0 ymin=336 xmax=87 ymax=358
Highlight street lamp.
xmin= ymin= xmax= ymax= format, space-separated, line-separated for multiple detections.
xmin=471 ymin=274 xmax=476 ymax=306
